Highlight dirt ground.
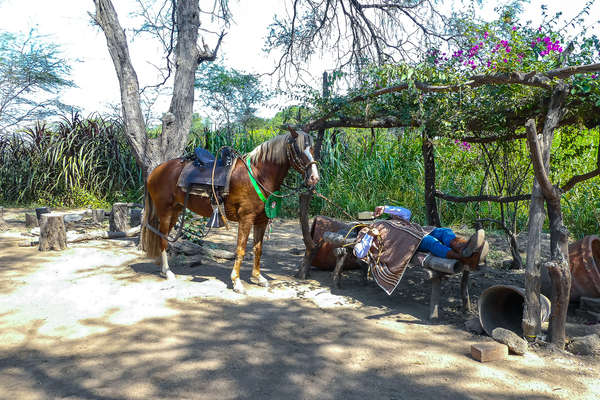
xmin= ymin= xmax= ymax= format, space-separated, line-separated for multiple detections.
xmin=0 ymin=208 xmax=598 ymax=400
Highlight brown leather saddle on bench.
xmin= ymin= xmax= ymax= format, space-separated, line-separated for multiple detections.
xmin=176 ymin=147 xmax=236 ymax=203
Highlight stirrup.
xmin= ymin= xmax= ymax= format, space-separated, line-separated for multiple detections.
xmin=207 ymin=207 xmax=225 ymax=228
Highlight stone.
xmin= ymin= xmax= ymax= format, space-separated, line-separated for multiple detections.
xmin=471 ymin=342 xmax=508 ymax=362
xmin=580 ymin=297 xmax=600 ymax=313
xmin=492 ymin=327 xmax=528 ymax=355
xmin=565 ymin=322 xmax=600 ymax=338
xmin=567 ymin=334 xmax=600 ymax=356
xmin=575 ymin=309 xmax=600 ymax=324
xmin=465 ymin=317 xmax=484 ymax=334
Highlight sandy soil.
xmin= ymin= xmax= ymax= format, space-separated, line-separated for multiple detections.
xmin=0 ymin=208 xmax=598 ymax=400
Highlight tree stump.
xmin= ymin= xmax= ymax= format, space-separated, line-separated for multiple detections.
xmin=0 ymin=207 xmax=7 ymax=231
xmin=39 ymin=213 xmax=67 ymax=251
xmin=25 ymin=213 xmax=39 ymax=228
xmin=110 ymin=203 xmax=131 ymax=232
xmin=130 ymin=208 xmax=142 ymax=227
xmin=91 ymin=209 xmax=105 ymax=223
xmin=35 ymin=207 xmax=50 ymax=222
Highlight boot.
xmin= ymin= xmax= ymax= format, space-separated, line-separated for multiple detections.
xmin=448 ymin=237 xmax=468 ymax=253
xmin=446 ymin=239 xmax=489 ymax=271
xmin=450 ymin=229 xmax=485 ymax=257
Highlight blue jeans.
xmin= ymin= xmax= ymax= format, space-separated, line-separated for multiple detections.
xmin=418 ymin=227 xmax=456 ymax=258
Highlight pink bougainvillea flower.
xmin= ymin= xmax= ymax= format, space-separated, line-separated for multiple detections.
xmin=512 ymin=26 xmax=518 ymax=31
xmin=503 ymin=58 xmax=508 ymax=63
xmin=484 ymin=31 xmax=489 ymax=39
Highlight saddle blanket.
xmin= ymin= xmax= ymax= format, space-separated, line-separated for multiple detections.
xmin=357 ymin=219 xmax=434 ymax=295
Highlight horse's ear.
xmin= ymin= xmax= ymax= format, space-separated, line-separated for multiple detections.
xmin=288 ymin=127 xmax=298 ymax=139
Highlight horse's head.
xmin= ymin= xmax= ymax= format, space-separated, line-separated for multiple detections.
xmin=287 ymin=127 xmax=320 ymax=187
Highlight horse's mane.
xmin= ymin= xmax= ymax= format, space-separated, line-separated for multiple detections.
xmin=248 ymin=132 xmax=308 ymax=165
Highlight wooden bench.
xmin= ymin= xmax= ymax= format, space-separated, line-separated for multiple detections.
xmin=319 ymin=231 xmax=471 ymax=320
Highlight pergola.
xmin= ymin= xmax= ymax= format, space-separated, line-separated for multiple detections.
xmin=294 ymin=62 xmax=600 ymax=349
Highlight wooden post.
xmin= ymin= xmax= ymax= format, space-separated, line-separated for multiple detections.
xmin=461 ymin=270 xmax=471 ymax=313
xmin=546 ymin=253 xmax=571 ymax=348
xmin=39 ymin=213 xmax=67 ymax=251
xmin=110 ymin=203 xmax=131 ymax=232
xmin=25 ymin=213 xmax=38 ymax=228
xmin=422 ymin=129 xmax=441 ymax=227
xmin=297 ymin=71 xmax=329 ymax=279
xmin=296 ymin=239 xmax=322 ymax=279
xmin=525 ymin=109 xmax=571 ymax=349
xmin=429 ymin=271 xmax=442 ymax=320
xmin=523 ymin=182 xmax=545 ymax=338
xmin=332 ymin=247 xmax=348 ymax=289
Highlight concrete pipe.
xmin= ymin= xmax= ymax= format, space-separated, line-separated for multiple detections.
xmin=478 ymin=285 xmax=551 ymax=337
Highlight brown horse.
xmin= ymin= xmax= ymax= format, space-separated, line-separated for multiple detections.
xmin=141 ymin=128 xmax=320 ymax=293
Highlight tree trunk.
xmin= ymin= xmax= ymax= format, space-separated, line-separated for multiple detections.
xmin=298 ymin=71 xmax=330 ymax=273
xmin=422 ymin=130 xmax=441 ymax=227
xmin=546 ymin=226 xmax=571 ymax=349
xmin=524 ymin=85 xmax=569 ymax=346
xmin=39 ymin=213 xmax=67 ymax=251
xmin=523 ymin=181 xmax=545 ymax=338
xmin=94 ymin=0 xmax=224 ymax=253
xmin=0 ymin=207 xmax=6 ymax=231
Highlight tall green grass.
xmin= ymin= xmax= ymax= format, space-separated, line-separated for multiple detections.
xmin=0 ymin=113 xmax=143 ymax=207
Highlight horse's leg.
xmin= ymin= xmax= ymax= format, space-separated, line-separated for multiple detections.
xmin=159 ymin=213 xmax=176 ymax=280
xmin=250 ymin=222 xmax=269 ymax=287
xmin=231 ymin=218 xmax=253 ymax=294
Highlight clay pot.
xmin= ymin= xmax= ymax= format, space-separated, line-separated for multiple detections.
xmin=568 ymin=235 xmax=600 ymax=301
xmin=310 ymin=215 xmax=361 ymax=270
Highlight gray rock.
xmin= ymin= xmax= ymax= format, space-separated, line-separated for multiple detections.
xmin=492 ymin=327 xmax=528 ymax=355
xmin=567 ymin=334 xmax=600 ymax=356
xmin=465 ymin=317 xmax=484 ymax=334
xmin=565 ymin=322 xmax=600 ymax=338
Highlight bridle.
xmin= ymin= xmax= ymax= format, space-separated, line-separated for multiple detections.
xmin=286 ymin=134 xmax=318 ymax=184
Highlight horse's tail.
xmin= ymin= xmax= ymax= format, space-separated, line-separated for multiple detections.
xmin=141 ymin=187 xmax=162 ymax=258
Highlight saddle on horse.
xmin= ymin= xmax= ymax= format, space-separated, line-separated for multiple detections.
xmin=177 ymin=147 xmax=236 ymax=203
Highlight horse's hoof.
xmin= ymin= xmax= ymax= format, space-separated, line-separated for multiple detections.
xmin=232 ymin=278 xmax=246 ymax=294
xmin=295 ymin=270 xmax=310 ymax=279
xmin=250 ymin=275 xmax=269 ymax=287
xmin=163 ymin=270 xmax=176 ymax=280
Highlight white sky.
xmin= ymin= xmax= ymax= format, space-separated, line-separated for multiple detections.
xmin=0 ymin=0 xmax=598 ymax=121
